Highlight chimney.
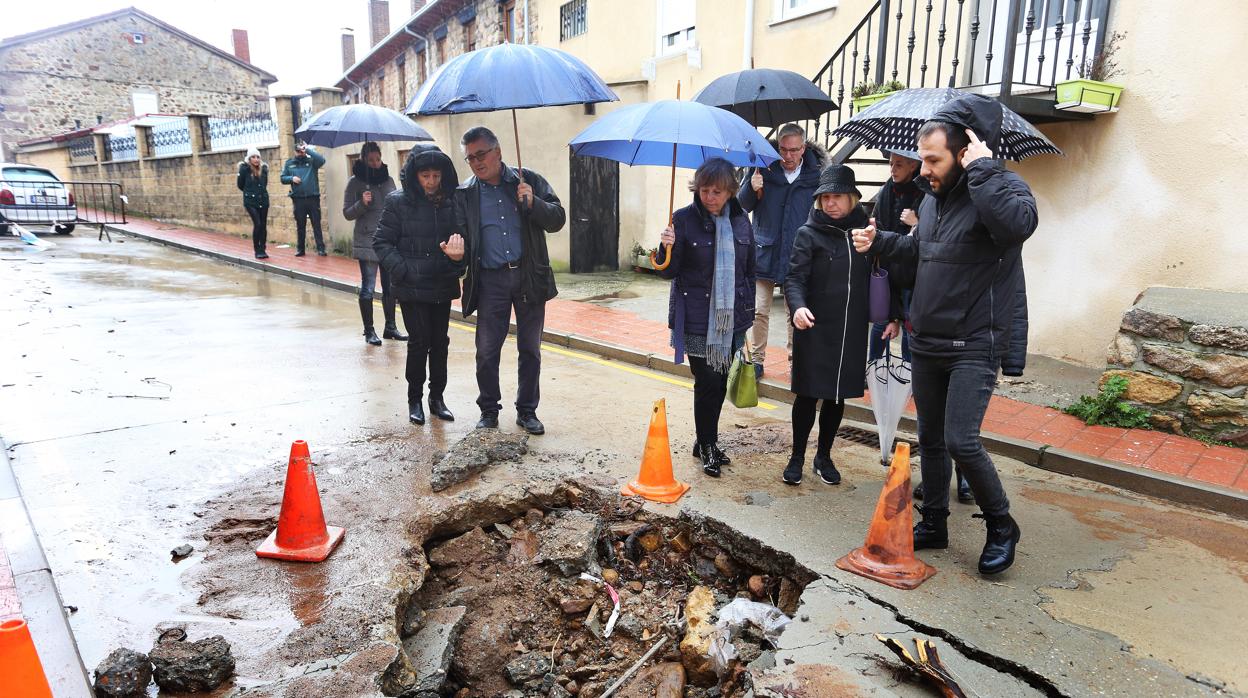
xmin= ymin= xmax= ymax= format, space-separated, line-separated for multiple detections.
xmin=411 ymin=0 xmax=427 ymax=12
xmin=342 ymin=32 xmax=357 ymax=70
xmin=369 ymin=0 xmax=390 ymax=47
xmin=231 ymin=29 xmax=251 ymax=63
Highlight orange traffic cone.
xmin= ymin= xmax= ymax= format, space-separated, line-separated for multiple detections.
xmin=0 ymin=619 xmax=54 ymax=698
xmin=836 ymin=442 xmax=937 ymax=590
xmin=621 ymin=399 xmax=690 ymax=503
xmin=256 ymin=440 xmax=345 ymax=562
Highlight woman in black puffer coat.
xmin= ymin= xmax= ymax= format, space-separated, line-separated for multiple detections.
xmin=373 ymin=145 xmax=464 ymax=426
xmin=783 ymin=165 xmax=893 ymax=486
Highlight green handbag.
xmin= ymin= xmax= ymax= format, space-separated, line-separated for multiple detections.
xmin=727 ymin=340 xmax=759 ymax=409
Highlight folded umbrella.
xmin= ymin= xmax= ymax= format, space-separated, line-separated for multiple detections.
xmin=833 ymin=87 xmax=1061 ymax=161
xmin=295 ymin=104 xmax=433 ymax=148
xmin=867 ymin=347 xmax=913 ymax=467
xmin=692 ymin=68 xmax=838 ymax=128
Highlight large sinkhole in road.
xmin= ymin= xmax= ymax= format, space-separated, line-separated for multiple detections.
xmin=392 ymin=489 xmax=817 ymax=698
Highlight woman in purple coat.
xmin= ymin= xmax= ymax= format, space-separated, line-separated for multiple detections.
xmin=656 ymin=158 xmax=756 ymax=477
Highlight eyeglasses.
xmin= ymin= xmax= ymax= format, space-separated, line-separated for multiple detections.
xmin=464 ymin=148 xmax=496 ymax=164
xmin=778 ymin=146 xmax=805 ymax=155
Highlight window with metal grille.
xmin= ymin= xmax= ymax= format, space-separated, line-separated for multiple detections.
xmin=560 ymin=0 xmax=587 ymax=41
xmin=465 ymin=19 xmax=477 ymax=52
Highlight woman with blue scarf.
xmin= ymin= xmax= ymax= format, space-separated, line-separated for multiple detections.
xmin=656 ymin=158 xmax=756 ymax=477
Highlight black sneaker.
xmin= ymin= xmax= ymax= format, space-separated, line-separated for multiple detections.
xmin=316 ymin=249 xmax=327 ymax=256
xmin=294 ymin=251 xmax=306 ymax=257
xmin=813 ymin=454 xmax=840 ymax=485
xmin=782 ymin=456 xmax=803 ymax=485
xmin=476 ymin=411 xmax=499 ymax=429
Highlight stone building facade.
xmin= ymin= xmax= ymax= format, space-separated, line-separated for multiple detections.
xmin=0 ymin=8 xmax=276 ymax=158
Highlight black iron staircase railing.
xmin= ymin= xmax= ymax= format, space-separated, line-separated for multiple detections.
xmin=798 ymin=0 xmax=1112 ymax=164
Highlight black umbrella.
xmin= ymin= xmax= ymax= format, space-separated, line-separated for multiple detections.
xmin=692 ymin=68 xmax=838 ymax=128
xmin=833 ymin=87 xmax=1061 ymax=161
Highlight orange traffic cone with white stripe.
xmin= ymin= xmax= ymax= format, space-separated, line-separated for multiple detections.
xmin=621 ymin=399 xmax=690 ymax=503
xmin=256 ymin=440 xmax=345 ymax=562
xmin=836 ymin=442 xmax=937 ymax=589
xmin=0 ymin=619 xmax=53 ymax=698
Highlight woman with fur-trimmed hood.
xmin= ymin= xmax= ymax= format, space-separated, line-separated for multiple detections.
xmin=737 ymin=124 xmax=828 ymax=376
xmin=344 ymin=141 xmax=402 ymax=345
xmin=236 ymin=147 xmax=270 ymax=259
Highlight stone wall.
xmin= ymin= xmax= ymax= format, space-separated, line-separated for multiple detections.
xmin=0 ymin=11 xmax=271 ymax=156
xmin=1104 ymin=287 xmax=1248 ymax=446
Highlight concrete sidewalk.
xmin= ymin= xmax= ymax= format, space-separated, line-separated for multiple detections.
xmin=103 ymin=215 xmax=1248 ymax=516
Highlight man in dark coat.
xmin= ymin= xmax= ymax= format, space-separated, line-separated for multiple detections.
xmin=867 ymin=150 xmax=923 ymax=363
xmin=738 ymin=123 xmax=827 ymax=376
xmin=853 ymin=94 xmax=1036 ymax=576
xmin=279 ymin=141 xmax=327 ymax=256
xmin=374 ymin=145 xmax=464 ymax=425
xmin=454 ymin=127 xmax=565 ymax=435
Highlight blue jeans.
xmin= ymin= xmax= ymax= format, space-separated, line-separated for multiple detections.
xmin=358 ymin=260 xmax=392 ymax=301
xmin=869 ymin=288 xmax=912 ymax=362
xmin=911 ymin=353 xmax=1009 ymax=516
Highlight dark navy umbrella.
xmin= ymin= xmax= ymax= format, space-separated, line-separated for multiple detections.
xmin=692 ymin=68 xmax=838 ymax=128
xmin=405 ymin=43 xmax=617 ymax=174
xmin=569 ymin=96 xmax=779 ymax=269
xmin=294 ymin=104 xmax=433 ymax=148
xmin=833 ymin=87 xmax=1061 ymax=161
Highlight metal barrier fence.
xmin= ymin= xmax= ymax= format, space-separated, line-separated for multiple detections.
xmin=1 ymin=179 xmax=126 ymax=239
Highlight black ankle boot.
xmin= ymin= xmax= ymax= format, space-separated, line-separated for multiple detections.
xmin=408 ymin=402 xmax=425 ymax=425
xmin=956 ymin=467 xmax=975 ymax=503
xmin=976 ymin=512 xmax=1020 ymax=575
xmin=427 ymin=397 xmax=454 ymax=421
xmin=913 ymin=507 xmax=949 ymax=550
xmin=359 ymin=299 xmax=381 ymax=345
xmin=699 ymin=443 xmax=723 ymax=478
xmin=381 ymin=296 xmax=407 ymax=340
xmin=692 ymin=442 xmax=731 ymax=464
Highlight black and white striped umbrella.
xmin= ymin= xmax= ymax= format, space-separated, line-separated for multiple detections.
xmin=834 ymin=87 xmax=1061 ymax=161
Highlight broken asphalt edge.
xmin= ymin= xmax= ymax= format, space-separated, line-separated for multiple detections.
xmin=110 ymin=225 xmax=1248 ymax=522
xmin=0 ymin=438 xmax=93 ymax=697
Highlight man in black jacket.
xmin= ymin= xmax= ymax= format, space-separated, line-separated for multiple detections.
xmin=455 ymin=126 xmax=566 ymax=435
xmin=374 ymin=145 xmax=465 ymax=426
xmin=852 ymin=95 xmax=1035 ymax=576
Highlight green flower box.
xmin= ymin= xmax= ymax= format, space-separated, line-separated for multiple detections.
xmin=851 ymin=90 xmax=899 ymax=113
xmin=1055 ymin=78 xmax=1123 ymax=113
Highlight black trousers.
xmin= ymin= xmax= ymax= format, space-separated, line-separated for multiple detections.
xmin=791 ymin=395 xmax=845 ymax=459
xmin=688 ymin=355 xmax=729 ymax=446
xmin=292 ymin=196 xmax=323 ymax=253
xmin=400 ymin=300 xmax=451 ymax=405
xmin=475 ymin=267 xmax=545 ymax=414
xmin=911 ymin=354 xmax=1010 ymax=516
xmin=245 ymin=205 xmax=268 ymax=255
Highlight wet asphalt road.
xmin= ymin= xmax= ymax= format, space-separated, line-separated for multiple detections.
xmin=2 ymin=233 xmax=1247 ymax=697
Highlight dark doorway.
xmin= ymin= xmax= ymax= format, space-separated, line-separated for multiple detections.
xmin=569 ymin=153 xmax=619 ymax=273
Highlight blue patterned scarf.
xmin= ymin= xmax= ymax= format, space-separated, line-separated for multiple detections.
xmin=706 ymin=207 xmax=736 ymax=373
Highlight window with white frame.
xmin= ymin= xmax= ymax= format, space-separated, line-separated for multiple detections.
xmin=657 ymin=0 xmax=696 ymax=57
xmin=773 ymin=0 xmax=837 ymax=23
xmin=560 ymin=0 xmax=587 ymax=41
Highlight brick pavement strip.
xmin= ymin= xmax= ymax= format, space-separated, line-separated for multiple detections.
xmin=103 ymin=217 xmax=1248 ymax=513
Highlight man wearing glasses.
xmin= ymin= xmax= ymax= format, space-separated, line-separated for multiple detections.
xmin=738 ymin=123 xmax=827 ymax=378
xmin=454 ymin=126 xmax=566 ymax=435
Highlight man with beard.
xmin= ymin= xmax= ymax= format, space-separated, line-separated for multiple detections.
xmin=852 ymin=95 xmax=1036 ymax=576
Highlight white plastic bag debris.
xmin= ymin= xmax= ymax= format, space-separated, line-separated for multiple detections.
xmin=12 ymin=223 xmax=55 ymax=250
xmin=707 ymin=598 xmax=792 ymax=676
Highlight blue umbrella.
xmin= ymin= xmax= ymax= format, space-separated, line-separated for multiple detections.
xmin=295 ymin=104 xmax=433 ymax=148
xmin=569 ymin=97 xmax=779 ymax=269
xmin=406 ymin=43 xmax=617 ymax=175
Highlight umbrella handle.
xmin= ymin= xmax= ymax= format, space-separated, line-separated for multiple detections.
xmin=651 ymin=243 xmax=672 ymax=271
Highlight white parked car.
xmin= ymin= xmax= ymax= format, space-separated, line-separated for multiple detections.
xmin=0 ymin=163 xmax=77 ymax=234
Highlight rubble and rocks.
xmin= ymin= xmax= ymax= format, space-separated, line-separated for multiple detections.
xmin=92 ymin=647 xmax=151 ymax=697
xmin=428 ymin=527 xmax=500 ymax=568
xmin=429 ymin=429 xmax=529 ymax=492
xmin=148 ymin=635 xmax=235 ymax=693
xmin=679 ymin=586 xmax=719 ymax=686
xmin=402 ymin=606 xmax=467 ymax=697
xmin=169 ymin=544 xmax=192 ymax=560
xmin=504 ymin=652 xmax=552 ymax=684
xmin=538 ymin=509 xmax=603 ymax=575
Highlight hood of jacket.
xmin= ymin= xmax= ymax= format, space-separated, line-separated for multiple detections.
xmin=761 ymin=139 xmax=828 ymax=186
xmin=401 ymin=145 xmax=459 ymax=201
xmin=352 ymin=158 xmax=391 ymax=185
xmin=931 ymin=93 xmax=1003 ymax=154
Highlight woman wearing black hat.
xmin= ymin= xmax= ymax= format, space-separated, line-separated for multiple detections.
xmin=782 ymin=165 xmax=886 ymax=485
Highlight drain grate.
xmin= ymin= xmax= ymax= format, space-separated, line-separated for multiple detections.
xmin=837 ymin=425 xmax=916 ymax=453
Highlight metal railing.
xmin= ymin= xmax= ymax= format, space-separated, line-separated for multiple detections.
xmin=792 ymin=0 xmax=1111 ymax=158
xmin=106 ymin=127 xmax=139 ymax=162
xmin=68 ymin=135 xmax=97 ymax=165
xmin=1 ymin=179 xmax=126 ymax=238
xmin=207 ymin=110 xmax=279 ymax=151
xmin=146 ymin=117 xmax=192 ymax=157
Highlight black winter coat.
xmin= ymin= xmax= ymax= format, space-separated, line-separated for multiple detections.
xmin=657 ymin=195 xmax=756 ymax=339
xmin=784 ymin=206 xmax=876 ymax=400
xmin=373 ymin=146 xmax=464 ymax=304
xmin=455 ymin=164 xmax=565 ymax=315
xmin=344 ymin=160 xmax=396 ymax=264
xmin=870 ymin=157 xmax=1037 ymax=360
xmin=737 ymin=141 xmax=827 ymax=283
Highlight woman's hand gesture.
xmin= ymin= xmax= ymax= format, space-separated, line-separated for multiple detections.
xmin=439 ymin=233 xmax=465 ymax=261
xmin=793 ymin=307 xmax=815 ymax=330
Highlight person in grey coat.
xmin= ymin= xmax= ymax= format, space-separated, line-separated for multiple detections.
xmin=344 ymin=141 xmax=405 ymax=345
